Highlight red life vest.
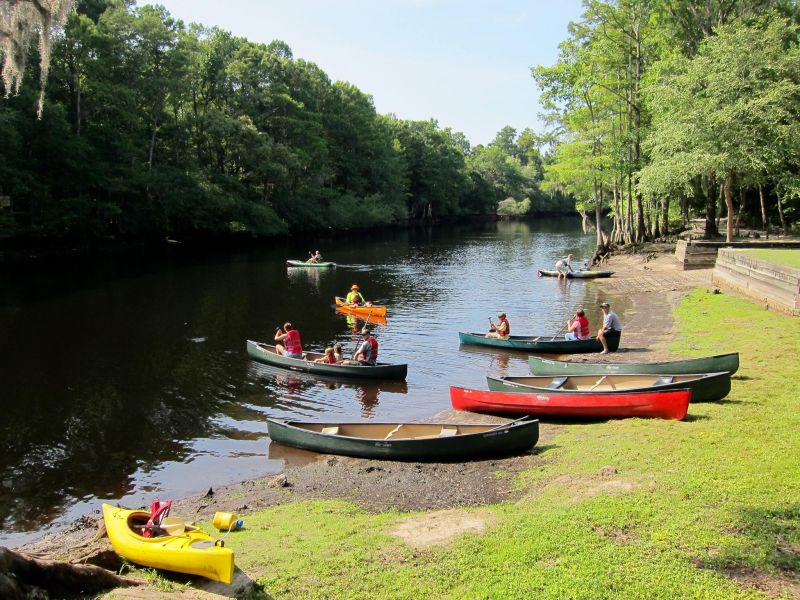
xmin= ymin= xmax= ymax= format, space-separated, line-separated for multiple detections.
xmin=285 ymin=329 xmax=302 ymax=354
xmin=359 ymin=337 xmax=379 ymax=363
xmin=497 ymin=317 xmax=510 ymax=336
xmin=577 ymin=316 xmax=590 ymax=339
xmin=326 ymin=354 xmax=337 ymax=364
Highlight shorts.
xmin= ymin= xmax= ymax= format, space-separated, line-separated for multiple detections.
xmin=284 ymin=351 xmax=303 ymax=359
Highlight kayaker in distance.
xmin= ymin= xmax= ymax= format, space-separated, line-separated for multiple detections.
xmin=555 ymin=254 xmax=574 ymax=280
xmin=343 ymin=327 xmax=379 ymax=365
xmin=275 ymin=322 xmax=303 ymax=358
xmin=565 ymin=308 xmax=591 ymax=341
xmin=486 ymin=312 xmax=511 ymax=339
xmin=306 ymin=250 xmax=323 ymax=264
xmin=346 ymin=284 xmax=369 ymax=306
xmin=597 ymin=302 xmax=623 ymax=354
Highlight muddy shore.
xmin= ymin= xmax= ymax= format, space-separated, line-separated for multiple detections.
xmin=17 ymin=244 xmax=715 ymax=592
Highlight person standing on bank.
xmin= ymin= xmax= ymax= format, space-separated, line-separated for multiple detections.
xmin=275 ymin=322 xmax=303 ymax=358
xmin=486 ymin=312 xmax=511 ymax=339
xmin=597 ymin=302 xmax=622 ymax=354
xmin=565 ymin=308 xmax=590 ymax=341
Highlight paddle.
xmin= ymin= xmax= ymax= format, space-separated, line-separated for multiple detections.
xmin=550 ymin=321 xmax=568 ymax=341
xmin=487 ymin=416 xmax=531 ymax=431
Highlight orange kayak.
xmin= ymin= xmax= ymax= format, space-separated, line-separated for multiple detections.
xmin=334 ymin=296 xmax=387 ymax=317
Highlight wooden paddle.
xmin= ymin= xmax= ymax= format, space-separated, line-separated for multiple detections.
xmin=487 ymin=416 xmax=531 ymax=431
xmin=550 ymin=321 xmax=568 ymax=340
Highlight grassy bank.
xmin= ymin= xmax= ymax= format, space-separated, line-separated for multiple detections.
xmin=740 ymin=249 xmax=800 ymax=270
xmin=218 ymin=290 xmax=799 ymax=599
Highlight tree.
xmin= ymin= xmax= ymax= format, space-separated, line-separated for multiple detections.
xmin=1 ymin=0 xmax=76 ymax=116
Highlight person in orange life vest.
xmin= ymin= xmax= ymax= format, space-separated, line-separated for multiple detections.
xmin=352 ymin=327 xmax=379 ymax=365
xmin=275 ymin=322 xmax=303 ymax=358
xmin=313 ymin=347 xmax=337 ymax=364
xmin=486 ymin=312 xmax=510 ymax=339
xmin=565 ymin=308 xmax=591 ymax=340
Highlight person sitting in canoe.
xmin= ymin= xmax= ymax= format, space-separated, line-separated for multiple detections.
xmin=314 ymin=347 xmax=337 ymax=364
xmin=275 ymin=322 xmax=303 ymax=358
xmin=343 ymin=327 xmax=378 ymax=365
xmin=345 ymin=284 xmax=370 ymax=306
xmin=486 ymin=312 xmax=510 ymax=339
xmin=565 ymin=308 xmax=591 ymax=340
xmin=555 ymin=254 xmax=574 ymax=280
xmin=333 ymin=343 xmax=344 ymax=363
xmin=306 ymin=250 xmax=323 ymax=264
xmin=597 ymin=302 xmax=623 ymax=354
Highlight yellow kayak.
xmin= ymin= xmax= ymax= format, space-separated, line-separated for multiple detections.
xmin=334 ymin=296 xmax=387 ymax=317
xmin=102 ymin=503 xmax=234 ymax=583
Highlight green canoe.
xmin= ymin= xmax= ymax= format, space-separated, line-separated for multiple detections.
xmin=537 ymin=269 xmax=614 ymax=279
xmin=286 ymin=259 xmax=336 ymax=268
xmin=529 ymin=353 xmax=739 ymax=376
xmin=247 ymin=340 xmax=407 ymax=381
xmin=486 ymin=371 xmax=731 ymax=402
xmin=458 ymin=331 xmax=621 ymax=354
xmin=266 ymin=418 xmax=540 ymax=461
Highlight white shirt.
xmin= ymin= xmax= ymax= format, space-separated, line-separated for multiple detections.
xmin=603 ymin=310 xmax=623 ymax=332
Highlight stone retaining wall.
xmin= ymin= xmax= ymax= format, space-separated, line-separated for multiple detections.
xmin=675 ymin=239 xmax=800 ymax=271
xmin=712 ymin=249 xmax=800 ymax=316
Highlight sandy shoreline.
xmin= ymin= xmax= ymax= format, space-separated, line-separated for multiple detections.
xmin=16 ymin=244 xmax=716 ymax=594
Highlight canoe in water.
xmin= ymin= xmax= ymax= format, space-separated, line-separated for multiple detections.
xmin=102 ymin=504 xmax=235 ymax=583
xmin=537 ymin=269 xmax=614 ymax=278
xmin=529 ymin=353 xmax=740 ymax=376
xmin=334 ymin=296 xmax=388 ymax=317
xmin=266 ymin=418 xmax=539 ymax=460
xmin=487 ymin=371 xmax=731 ymax=402
xmin=450 ymin=386 xmax=690 ymax=420
xmin=458 ymin=331 xmax=621 ymax=353
xmin=286 ymin=259 xmax=336 ymax=268
xmin=247 ymin=340 xmax=407 ymax=380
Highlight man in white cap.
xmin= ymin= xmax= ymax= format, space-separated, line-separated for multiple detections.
xmin=597 ymin=302 xmax=622 ymax=354
xmin=352 ymin=327 xmax=379 ymax=365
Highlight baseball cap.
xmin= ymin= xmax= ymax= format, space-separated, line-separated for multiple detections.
xmin=600 ymin=302 xmax=610 ymax=307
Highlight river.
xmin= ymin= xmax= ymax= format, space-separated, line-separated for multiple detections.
xmin=0 ymin=218 xmax=609 ymax=546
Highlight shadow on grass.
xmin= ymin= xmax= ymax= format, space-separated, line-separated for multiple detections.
xmin=732 ymin=375 xmax=754 ymax=381
xmin=683 ymin=414 xmax=710 ymax=422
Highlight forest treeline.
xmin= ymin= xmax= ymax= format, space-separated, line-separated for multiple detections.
xmin=533 ymin=0 xmax=800 ymax=247
xmin=0 ymin=0 xmax=569 ymax=245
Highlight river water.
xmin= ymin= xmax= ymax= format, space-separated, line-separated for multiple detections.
xmin=0 ymin=218 xmax=610 ymax=546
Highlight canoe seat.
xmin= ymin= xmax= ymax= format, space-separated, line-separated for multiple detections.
xmin=548 ymin=376 xmax=568 ymax=389
xmin=321 ymin=426 xmax=339 ymax=435
xmin=653 ymin=376 xmax=674 ymax=386
xmin=438 ymin=426 xmax=458 ymax=437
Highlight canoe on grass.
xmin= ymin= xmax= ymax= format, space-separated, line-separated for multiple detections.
xmin=529 ymin=352 xmax=740 ymax=377
xmin=102 ymin=504 xmax=234 ymax=584
xmin=487 ymin=371 xmax=730 ymax=402
xmin=334 ymin=296 xmax=387 ymax=317
xmin=537 ymin=269 xmax=614 ymax=279
xmin=266 ymin=418 xmax=539 ymax=460
xmin=247 ymin=340 xmax=407 ymax=381
xmin=458 ymin=331 xmax=620 ymax=353
xmin=450 ymin=386 xmax=690 ymax=420
xmin=286 ymin=259 xmax=336 ymax=268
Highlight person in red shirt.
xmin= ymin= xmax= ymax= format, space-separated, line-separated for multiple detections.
xmin=274 ymin=322 xmax=303 ymax=358
xmin=565 ymin=308 xmax=590 ymax=340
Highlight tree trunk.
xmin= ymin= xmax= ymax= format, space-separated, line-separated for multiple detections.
xmin=723 ymin=174 xmax=734 ymax=242
xmin=661 ymin=196 xmax=670 ymax=238
xmin=703 ymin=172 xmax=718 ymax=238
xmin=776 ymin=189 xmax=787 ymax=233
xmin=0 ymin=547 xmax=142 ymax=599
xmin=759 ymin=185 xmax=768 ymax=239
xmin=734 ymin=185 xmax=746 ymax=236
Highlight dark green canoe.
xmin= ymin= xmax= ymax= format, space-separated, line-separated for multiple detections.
xmin=458 ymin=331 xmax=621 ymax=353
xmin=529 ymin=353 xmax=740 ymax=376
xmin=247 ymin=340 xmax=407 ymax=381
xmin=486 ymin=371 xmax=731 ymax=402
xmin=537 ymin=269 xmax=614 ymax=279
xmin=266 ymin=418 xmax=540 ymax=461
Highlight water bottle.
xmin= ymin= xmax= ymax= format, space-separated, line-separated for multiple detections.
xmin=212 ymin=511 xmax=243 ymax=531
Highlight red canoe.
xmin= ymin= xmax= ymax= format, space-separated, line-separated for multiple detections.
xmin=449 ymin=386 xmax=690 ymax=420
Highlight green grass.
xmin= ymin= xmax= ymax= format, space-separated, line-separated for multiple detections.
xmin=227 ymin=289 xmax=799 ymax=599
xmin=740 ymin=249 xmax=800 ymax=269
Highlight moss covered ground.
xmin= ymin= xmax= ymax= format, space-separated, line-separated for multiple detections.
xmin=740 ymin=249 xmax=800 ymax=270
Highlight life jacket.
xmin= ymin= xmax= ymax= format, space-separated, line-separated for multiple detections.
xmin=326 ymin=354 xmax=337 ymax=364
xmin=359 ymin=337 xmax=379 ymax=364
xmin=577 ymin=316 xmax=590 ymax=339
xmin=285 ymin=329 xmax=302 ymax=354
xmin=497 ymin=317 xmax=510 ymax=337
xmin=143 ymin=499 xmax=172 ymax=538
xmin=346 ymin=291 xmax=363 ymax=304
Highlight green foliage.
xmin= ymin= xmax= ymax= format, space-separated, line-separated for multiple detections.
xmin=496 ymin=197 xmax=531 ymax=216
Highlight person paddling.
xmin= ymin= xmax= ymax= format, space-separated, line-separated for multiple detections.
xmin=306 ymin=250 xmax=323 ymax=264
xmin=346 ymin=284 xmax=367 ymax=306
xmin=565 ymin=308 xmax=590 ymax=341
xmin=486 ymin=312 xmax=511 ymax=339
xmin=275 ymin=322 xmax=303 ymax=358
xmin=343 ymin=327 xmax=378 ymax=365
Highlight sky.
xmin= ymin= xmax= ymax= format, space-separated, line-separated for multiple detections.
xmin=137 ymin=1 xmax=583 ymax=146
